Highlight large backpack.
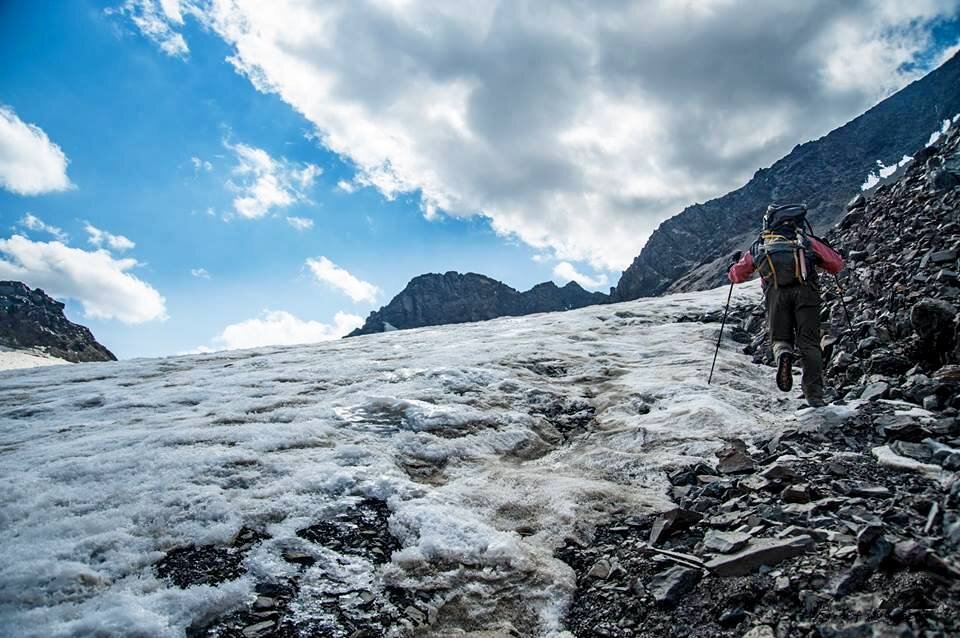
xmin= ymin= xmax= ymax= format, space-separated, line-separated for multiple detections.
xmin=751 ymin=204 xmax=817 ymax=288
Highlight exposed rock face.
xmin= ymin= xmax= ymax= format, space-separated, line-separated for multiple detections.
xmin=0 ymin=281 xmax=116 ymax=363
xmin=553 ymin=120 xmax=960 ymax=638
xmin=612 ymin=50 xmax=960 ymax=302
xmin=740 ymin=116 xmax=960 ymax=392
xmin=347 ymin=271 xmax=608 ymax=337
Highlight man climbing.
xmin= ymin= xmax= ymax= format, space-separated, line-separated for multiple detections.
xmin=728 ymin=203 xmax=845 ymax=407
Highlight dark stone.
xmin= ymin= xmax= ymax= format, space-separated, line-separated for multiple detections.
xmin=861 ymin=382 xmax=890 ymax=401
xmin=155 ymin=527 xmax=268 ymax=588
xmin=716 ymin=443 xmax=756 ymax=474
xmin=847 ymin=194 xmax=867 ymax=210
xmin=703 ymin=529 xmax=751 ymax=554
xmin=0 ymin=281 xmax=115 ymax=362
xmin=911 ymin=298 xmax=957 ymax=364
xmin=867 ymin=351 xmax=913 ymax=376
xmin=648 ymin=507 xmax=703 ymax=545
xmin=705 ymin=535 xmax=814 ymax=576
xmin=931 ymin=249 xmax=958 ymax=264
xmin=647 ymin=565 xmax=702 ymax=607
xmin=718 ymin=607 xmax=746 ymax=627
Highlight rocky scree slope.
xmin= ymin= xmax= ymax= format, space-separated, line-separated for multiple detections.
xmin=0 ymin=281 xmax=115 ymax=363
xmin=347 ymin=271 xmax=608 ymax=337
xmin=557 ymin=122 xmax=960 ymax=637
xmin=612 ymin=50 xmax=960 ymax=303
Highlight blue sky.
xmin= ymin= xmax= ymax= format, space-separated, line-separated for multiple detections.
xmin=0 ymin=1 xmax=561 ymax=358
xmin=1 ymin=1 xmax=958 ymax=358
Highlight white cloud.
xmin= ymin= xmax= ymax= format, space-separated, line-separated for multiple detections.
xmin=17 ymin=213 xmax=67 ymax=241
xmin=286 ymin=216 xmax=314 ymax=231
xmin=191 ymin=267 xmax=210 ymax=279
xmin=127 ymin=1 xmax=960 ymax=269
xmin=191 ymin=156 xmax=212 ymax=172
xmin=305 ymin=256 xmax=380 ymax=304
xmin=85 ymin=223 xmax=136 ymax=252
xmin=203 ymin=309 xmax=362 ymax=351
xmin=227 ymin=142 xmax=321 ymax=219
xmin=336 ymin=179 xmax=357 ymax=193
xmin=552 ymin=261 xmax=608 ymax=290
xmin=0 ymin=234 xmax=166 ymax=323
xmin=114 ymin=0 xmax=189 ymax=57
xmin=0 ymin=106 xmax=71 ymax=196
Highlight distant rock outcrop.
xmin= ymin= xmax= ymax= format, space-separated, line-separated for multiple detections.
xmin=0 ymin=281 xmax=116 ymax=362
xmin=612 ymin=50 xmax=960 ymax=301
xmin=347 ymin=271 xmax=608 ymax=337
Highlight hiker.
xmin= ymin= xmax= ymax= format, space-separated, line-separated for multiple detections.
xmin=728 ymin=203 xmax=845 ymax=407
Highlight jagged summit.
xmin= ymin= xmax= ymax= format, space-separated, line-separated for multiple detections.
xmin=613 ymin=50 xmax=960 ymax=302
xmin=347 ymin=271 xmax=608 ymax=337
xmin=0 ymin=281 xmax=115 ymax=363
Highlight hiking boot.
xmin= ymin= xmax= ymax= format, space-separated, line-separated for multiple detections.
xmin=776 ymin=352 xmax=794 ymax=392
xmin=806 ymin=396 xmax=827 ymax=408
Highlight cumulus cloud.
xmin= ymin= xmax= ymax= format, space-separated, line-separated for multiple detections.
xmin=190 ymin=267 xmax=210 ymax=279
xmin=552 ymin=261 xmax=609 ymax=290
xmin=17 ymin=213 xmax=67 ymax=241
xmin=286 ymin=216 xmax=314 ymax=231
xmin=85 ymin=222 xmax=136 ymax=252
xmin=227 ymin=142 xmax=321 ymax=219
xmin=0 ymin=106 xmax=71 ymax=196
xmin=305 ymin=256 xmax=380 ymax=303
xmin=202 ymin=309 xmax=363 ymax=351
xmin=0 ymin=234 xmax=166 ymax=323
xmin=127 ymin=1 xmax=960 ymax=269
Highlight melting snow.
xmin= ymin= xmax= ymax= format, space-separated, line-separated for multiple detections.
xmin=0 ymin=348 xmax=70 ymax=371
xmin=1 ymin=280 xmax=803 ymax=636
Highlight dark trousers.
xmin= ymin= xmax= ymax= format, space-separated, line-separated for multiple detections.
xmin=766 ymin=284 xmax=824 ymax=400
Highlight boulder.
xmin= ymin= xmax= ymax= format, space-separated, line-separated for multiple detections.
xmin=911 ymin=298 xmax=957 ymax=363
xmin=647 ymin=565 xmax=702 ymax=607
xmin=861 ymin=382 xmax=890 ymax=401
xmin=703 ymin=529 xmax=751 ymax=554
xmin=706 ymin=535 xmax=814 ymax=576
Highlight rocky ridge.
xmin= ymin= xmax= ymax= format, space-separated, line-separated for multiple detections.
xmin=0 ymin=281 xmax=115 ymax=363
xmin=347 ymin=271 xmax=607 ymax=337
xmin=555 ymin=117 xmax=960 ymax=636
xmin=612 ymin=50 xmax=960 ymax=303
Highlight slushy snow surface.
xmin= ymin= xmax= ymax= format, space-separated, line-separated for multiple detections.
xmin=0 ymin=348 xmax=70 ymax=371
xmin=1 ymin=281 xmax=799 ymax=637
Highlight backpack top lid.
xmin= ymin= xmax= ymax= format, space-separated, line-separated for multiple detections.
xmin=763 ymin=203 xmax=807 ymax=231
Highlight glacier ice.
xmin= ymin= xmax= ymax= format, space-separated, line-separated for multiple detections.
xmin=0 ymin=280 xmax=800 ymax=636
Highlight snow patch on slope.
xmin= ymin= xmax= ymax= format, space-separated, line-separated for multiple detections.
xmin=0 ymin=347 xmax=70 ymax=371
xmin=0 ymin=280 xmax=792 ymax=636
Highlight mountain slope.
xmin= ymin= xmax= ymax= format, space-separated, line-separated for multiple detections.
xmin=347 ymin=271 xmax=608 ymax=337
xmin=0 ymin=281 xmax=115 ymax=363
xmin=613 ymin=51 xmax=960 ymax=301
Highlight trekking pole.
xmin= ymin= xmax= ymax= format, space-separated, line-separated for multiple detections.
xmin=833 ymin=274 xmax=854 ymax=331
xmin=708 ymin=282 xmax=735 ymax=385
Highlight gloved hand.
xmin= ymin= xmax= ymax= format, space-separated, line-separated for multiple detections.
xmin=729 ymin=250 xmax=742 ymax=267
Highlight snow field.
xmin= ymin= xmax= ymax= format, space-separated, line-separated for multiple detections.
xmin=0 ymin=348 xmax=70 ymax=371
xmin=1 ymin=280 xmax=799 ymax=637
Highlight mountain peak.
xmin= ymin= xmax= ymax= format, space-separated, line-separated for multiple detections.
xmin=347 ymin=271 xmax=607 ymax=337
xmin=0 ymin=281 xmax=116 ymax=362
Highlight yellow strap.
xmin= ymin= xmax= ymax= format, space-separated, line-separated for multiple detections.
xmin=766 ymin=254 xmax=778 ymax=289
